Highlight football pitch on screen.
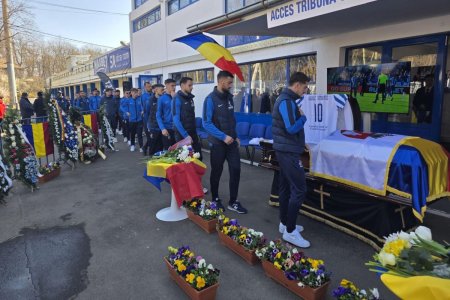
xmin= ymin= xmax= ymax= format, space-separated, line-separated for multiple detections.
xmin=353 ymin=93 xmax=410 ymax=114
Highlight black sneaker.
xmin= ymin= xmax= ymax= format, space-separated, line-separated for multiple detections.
xmin=213 ymin=198 xmax=225 ymax=211
xmin=228 ymin=201 xmax=248 ymax=214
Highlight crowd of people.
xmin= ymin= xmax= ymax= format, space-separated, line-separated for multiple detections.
xmin=16 ymin=70 xmax=312 ymax=248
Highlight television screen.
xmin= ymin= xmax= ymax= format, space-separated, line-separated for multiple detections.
xmin=327 ymin=62 xmax=411 ymax=114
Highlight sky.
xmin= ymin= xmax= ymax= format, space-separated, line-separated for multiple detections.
xmin=27 ymin=0 xmax=131 ymax=50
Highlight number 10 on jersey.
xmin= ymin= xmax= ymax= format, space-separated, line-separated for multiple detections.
xmin=314 ymin=103 xmax=323 ymax=123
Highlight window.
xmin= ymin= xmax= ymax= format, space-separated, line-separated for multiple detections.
xmin=168 ymin=0 xmax=198 ymax=15
xmin=225 ymin=35 xmax=273 ymax=48
xmin=135 ymin=0 xmax=148 ymax=9
xmin=232 ymin=54 xmax=317 ymax=113
xmin=133 ymin=7 xmax=161 ymax=32
xmin=226 ymin=0 xmax=259 ymax=13
xmin=347 ymin=46 xmax=382 ymax=66
xmin=171 ymin=68 xmax=214 ymax=84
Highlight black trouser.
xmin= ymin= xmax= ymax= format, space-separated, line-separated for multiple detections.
xmin=162 ymin=129 xmax=175 ymax=150
xmin=276 ymin=150 xmax=306 ymax=233
xmin=122 ymin=119 xmax=130 ymax=140
xmin=210 ymin=141 xmax=240 ymax=204
xmin=374 ymin=84 xmax=386 ymax=103
xmin=129 ymin=121 xmax=143 ymax=148
xmin=107 ymin=115 xmax=117 ymax=137
xmin=143 ymin=124 xmax=151 ymax=154
xmin=175 ymin=130 xmax=202 ymax=161
xmin=148 ymin=129 xmax=163 ymax=156
xmin=270 ymin=170 xmax=280 ymax=203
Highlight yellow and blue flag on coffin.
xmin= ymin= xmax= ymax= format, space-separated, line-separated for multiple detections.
xmin=174 ymin=33 xmax=245 ymax=81
xmin=22 ymin=122 xmax=54 ymax=158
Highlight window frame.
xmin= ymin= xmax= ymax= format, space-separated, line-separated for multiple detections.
xmin=171 ymin=68 xmax=215 ymax=84
xmin=167 ymin=0 xmax=198 ymax=16
xmin=134 ymin=0 xmax=148 ymax=10
xmin=225 ymin=0 xmax=259 ymax=13
xmin=133 ymin=6 xmax=161 ymax=33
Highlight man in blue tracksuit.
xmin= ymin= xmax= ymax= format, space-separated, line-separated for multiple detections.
xmin=123 ymin=88 xmax=143 ymax=152
xmin=145 ymin=84 xmax=164 ymax=156
xmin=173 ymin=77 xmax=202 ymax=160
xmin=272 ymin=71 xmax=310 ymax=248
xmin=203 ymin=71 xmax=247 ymax=214
xmin=100 ymin=88 xmax=119 ymax=141
xmin=141 ymin=82 xmax=153 ymax=155
xmin=78 ymin=91 xmax=90 ymax=112
xmin=157 ymin=79 xmax=176 ymax=150
xmin=89 ymin=88 xmax=102 ymax=112
xmin=114 ymin=90 xmax=122 ymax=135
xmin=120 ymin=90 xmax=131 ymax=143
xmin=56 ymin=91 xmax=71 ymax=113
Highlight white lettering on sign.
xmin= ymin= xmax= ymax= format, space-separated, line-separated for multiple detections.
xmin=267 ymin=0 xmax=377 ymax=28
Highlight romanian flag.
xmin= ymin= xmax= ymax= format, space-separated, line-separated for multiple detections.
xmin=22 ymin=122 xmax=54 ymax=158
xmin=83 ymin=113 xmax=99 ymax=134
xmin=174 ymin=33 xmax=244 ymax=81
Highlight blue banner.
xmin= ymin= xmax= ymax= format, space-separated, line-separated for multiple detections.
xmin=108 ymin=47 xmax=131 ymax=73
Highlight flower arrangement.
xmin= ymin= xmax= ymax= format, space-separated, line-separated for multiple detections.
xmin=185 ymin=199 xmax=223 ymax=221
xmin=149 ymin=144 xmax=200 ymax=164
xmin=79 ymin=124 xmax=98 ymax=161
xmin=46 ymin=99 xmax=64 ymax=151
xmin=39 ymin=162 xmax=60 ymax=175
xmin=98 ymin=104 xmax=115 ymax=151
xmin=332 ymin=279 xmax=380 ymax=299
xmin=1 ymin=107 xmax=39 ymax=187
xmin=0 ymin=155 xmax=13 ymax=202
xmin=166 ymin=246 xmax=220 ymax=291
xmin=366 ymin=226 xmax=450 ymax=278
xmin=217 ymin=216 xmax=265 ymax=251
xmin=62 ymin=113 xmax=79 ymax=162
xmin=256 ymin=240 xmax=331 ymax=288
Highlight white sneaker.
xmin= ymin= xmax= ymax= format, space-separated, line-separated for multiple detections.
xmin=130 ymin=145 xmax=135 ymax=152
xmin=113 ymin=137 xmax=118 ymax=143
xmin=127 ymin=141 xmax=131 ymax=146
xmin=139 ymin=148 xmax=144 ymax=153
xmin=202 ymin=187 xmax=209 ymax=194
xmin=124 ymin=138 xmax=128 ymax=143
xmin=282 ymin=229 xmax=310 ymax=248
xmin=279 ymin=222 xmax=304 ymax=234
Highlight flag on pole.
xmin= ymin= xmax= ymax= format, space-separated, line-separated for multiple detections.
xmin=97 ymin=72 xmax=115 ymax=89
xmin=22 ymin=122 xmax=54 ymax=158
xmin=174 ymin=33 xmax=244 ymax=81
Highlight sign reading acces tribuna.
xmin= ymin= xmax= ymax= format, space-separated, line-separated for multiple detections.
xmin=267 ymin=0 xmax=377 ymax=28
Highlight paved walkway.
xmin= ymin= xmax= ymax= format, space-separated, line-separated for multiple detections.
xmin=1 ymin=141 xmax=449 ymax=299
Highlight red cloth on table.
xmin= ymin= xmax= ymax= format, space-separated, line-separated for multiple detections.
xmin=166 ymin=162 xmax=206 ymax=207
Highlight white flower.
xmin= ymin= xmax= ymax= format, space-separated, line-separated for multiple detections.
xmin=10 ymin=136 xmax=15 ymax=141
xmin=269 ymin=241 xmax=275 ymax=247
xmin=9 ymin=124 xmax=13 ymax=128
xmin=370 ymin=288 xmax=380 ymax=299
xmin=9 ymin=129 xmax=14 ymax=135
xmin=292 ymin=248 xmax=298 ymax=254
xmin=11 ymin=142 xmax=16 ymax=147
xmin=297 ymin=282 xmax=305 ymax=287
xmin=198 ymin=259 xmax=206 ymax=268
xmin=207 ymin=264 xmax=214 ymax=270
xmin=199 ymin=211 xmax=204 ymax=216
xmin=193 ymin=152 xmax=200 ymax=159
xmin=21 ymin=139 xmax=25 ymax=144
xmin=413 ymin=226 xmax=432 ymax=241
xmin=182 ymin=145 xmax=188 ymax=151
xmin=378 ymin=251 xmax=396 ymax=267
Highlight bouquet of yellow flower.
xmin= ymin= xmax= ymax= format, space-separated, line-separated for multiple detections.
xmin=366 ymin=226 xmax=450 ymax=299
xmin=185 ymin=199 xmax=223 ymax=221
xmin=332 ymin=279 xmax=380 ymax=299
xmin=166 ymin=246 xmax=220 ymax=291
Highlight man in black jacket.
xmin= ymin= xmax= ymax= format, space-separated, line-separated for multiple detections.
xmin=100 ymin=88 xmax=119 ymax=142
xmin=19 ymin=92 xmax=34 ymax=124
xmin=33 ymin=91 xmax=47 ymax=121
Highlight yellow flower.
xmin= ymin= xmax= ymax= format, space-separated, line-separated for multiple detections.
xmin=383 ymin=239 xmax=410 ymax=257
xmin=183 ymin=250 xmax=191 ymax=256
xmin=222 ymin=227 xmax=229 ymax=235
xmin=177 ymin=263 xmax=186 ymax=272
xmin=275 ymin=252 xmax=282 ymax=259
xmin=274 ymin=261 xmax=282 ymax=269
xmin=190 ymin=201 xmax=198 ymax=208
xmin=341 ymin=279 xmax=357 ymax=291
xmin=223 ymin=218 xmax=230 ymax=225
xmin=301 ymin=259 xmax=306 ymax=263
xmin=186 ymin=273 xmax=195 ymax=284
xmin=196 ymin=276 xmax=206 ymax=289
xmin=239 ymin=234 xmax=246 ymax=241
xmin=168 ymin=246 xmax=177 ymax=254
xmin=174 ymin=259 xmax=182 ymax=267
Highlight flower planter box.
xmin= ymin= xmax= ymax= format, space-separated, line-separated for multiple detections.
xmin=38 ymin=168 xmax=61 ymax=184
xmin=163 ymin=258 xmax=219 ymax=300
xmin=186 ymin=210 xmax=217 ymax=234
xmin=261 ymin=260 xmax=330 ymax=300
xmin=217 ymin=230 xmax=260 ymax=265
